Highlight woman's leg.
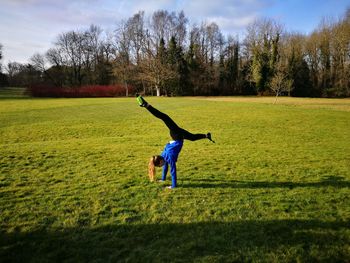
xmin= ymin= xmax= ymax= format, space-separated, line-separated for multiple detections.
xmin=180 ymin=128 xmax=207 ymax=141
xmin=146 ymin=105 xmax=184 ymax=140
xmin=146 ymin=106 xmax=213 ymax=142
xmin=138 ymin=95 xmax=214 ymax=142
xmin=146 ymin=105 xmax=179 ymax=131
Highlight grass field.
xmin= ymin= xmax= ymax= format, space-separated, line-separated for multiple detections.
xmin=0 ymin=89 xmax=349 ymax=262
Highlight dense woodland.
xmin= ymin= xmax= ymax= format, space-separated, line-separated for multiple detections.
xmin=0 ymin=8 xmax=349 ymax=97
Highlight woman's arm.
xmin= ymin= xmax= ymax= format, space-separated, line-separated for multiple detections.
xmin=161 ymin=162 xmax=169 ymax=181
xmin=170 ymin=162 xmax=177 ymax=188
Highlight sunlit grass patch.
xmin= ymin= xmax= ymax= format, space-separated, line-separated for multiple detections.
xmin=199 ymin=96 xmax=350 ymax=111
xmin=0 ymin=96 xmax=349 ymax=262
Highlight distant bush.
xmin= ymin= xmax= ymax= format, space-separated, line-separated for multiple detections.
xmin=27 ymin=85 xmax=134 ymax=98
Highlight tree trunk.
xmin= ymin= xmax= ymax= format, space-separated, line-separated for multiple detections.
xmin=156 ymin=85 xmax=161 ymax=96
xmin=274 ymin=92 xmax=279 ymax=104
xmin=124 ymin=81 xmax=128 ymax=97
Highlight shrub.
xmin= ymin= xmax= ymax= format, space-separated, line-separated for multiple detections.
xmin=27 ymin=85 xmax=134 ymax=98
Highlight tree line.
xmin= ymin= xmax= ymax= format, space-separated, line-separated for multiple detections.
xmin=0 ymin=8 xmax=349 ymax=97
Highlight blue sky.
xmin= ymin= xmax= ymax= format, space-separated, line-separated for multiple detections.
xmin=0 ymin=0 xmax=349 ymax=64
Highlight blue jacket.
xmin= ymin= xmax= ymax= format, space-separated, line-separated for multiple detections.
xmin=161 ymin=140 xmax=183 ymax=187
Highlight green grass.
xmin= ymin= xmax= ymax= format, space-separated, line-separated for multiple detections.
xmin=0 ymin=92 xmax=349 ymax=262
xmin=0 ymin=87 xmax=29 ymax=99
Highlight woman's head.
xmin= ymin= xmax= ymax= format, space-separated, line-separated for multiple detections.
xmin=148 ymin=155 xmax=164 ymax=181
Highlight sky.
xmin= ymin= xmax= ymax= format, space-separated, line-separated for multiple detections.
xmin=0 ymin=0 xmax=349 ymax=65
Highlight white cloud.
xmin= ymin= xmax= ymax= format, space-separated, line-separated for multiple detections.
xmin=179 ymin=0 xmax=266 ymax=28
xmin=0 ymin=0 xmax=271 ymax=63
xmin=206 ymin=14 xmax=257 ymax=33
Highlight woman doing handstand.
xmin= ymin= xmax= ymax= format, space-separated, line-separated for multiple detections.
xmin=137 ymin=95 xmax=215 ymax=189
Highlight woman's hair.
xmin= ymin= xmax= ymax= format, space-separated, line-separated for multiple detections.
xmin=148 ymin=155 xmax=163 ymax=181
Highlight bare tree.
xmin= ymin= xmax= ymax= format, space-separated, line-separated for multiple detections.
xmin=318 ymin=19 xmax=332 ymax=95
xmin=304 ymin=31 xmax=321 ymax=94
xmin=82 ymin=25 xmax=103 ymax=84
xmin=330 ymin=13 xmax=350 ymax=96
xmin=5 ymin=62 xmax=22 ymax=80
xmin=150 ymin=10 xmax=170 ymax=47
xmin=175 ymin=11 xmax=188 ymax=47
xmin=270 ymin=67 xmax=293 ymax=104
xmin=126 ymin=11 xmax=146 ymax=65
xmin=114 ymin=20 xmax=135 ymax=96
xmin=206 ymin=22 xmax=223 ymax=66
xmin=100 ymin=32 xmax=116 ymax=62
xmin=138 ymin=36 xmax=177 ymax=96
xmin=46 ymin=48 xmax=63 ymax=67
xmin=54 ymin=30 xmax=85 ymax=86
xmin=4 ymin=62 xmax=29 ymax=86
xmin=49 ymin=26 xmax=106 ymax=86
xmin=30 ymin=53 xmax=46 ymax=72
xmin=149 ymin=10 xmax=188 ymax=50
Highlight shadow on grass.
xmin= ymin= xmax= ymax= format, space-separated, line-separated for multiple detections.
xmin=181 ymin=176 xmax=350 ymax=189
xmin=1 ymin=219 xmax=349 ymax=262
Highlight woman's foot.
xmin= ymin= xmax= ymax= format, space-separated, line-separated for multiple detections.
xmin=136 ymin=94 xmax=148 ymax=107
xmin=207 ymin=133 xmax=215 ymax=143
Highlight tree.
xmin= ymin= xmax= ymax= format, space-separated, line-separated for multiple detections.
xmin=114 ymin=20 xmax=134 ymax=95
xmin=138 ymin=38 xmax=176 ymax=96
xmin=166 ymin=36 xmax=189 ymax=95
xmin=185 ymin=40 xmax=199 ymax=95
xmin=0 ymin=43 xmax=8 ymax=87
xmin=282 ymin=34 xmax=311 ymax=97
xmin=5 ymin=62 xmax=23 ymax=86
xmin=95 ymin=35 xmax=115 ymax=85
xmin=7 ymin=7 xmax=349 ymax=97
xmin=150 ymin=10 xmax=188 ymax=49
xmin=81 ymin=24 xmax=103 ymax=84
xmin=46 ymin=25 xmax=112 ymax=87
xmin=206 ymin=22 xmax=223 ymax=66
xmin=4 ymin=62 xmax=41 ymax=87
xmin=270 ymin=67 xmax=293 ymax=104
xmin=245 ymin=18 xmax=283 ymax=94
xmin=150 ymin=10 xmax=174 ymax=48
xmin=174 ymin=11 xmax=188 ymax=48
xmin=225 ymin=37 xmax=240 ymax=94
xmin=186 ymin=28 xmax=207 ymax=95
xmin=329 ymin=11 xmax=350 ymax=96
xmin=126 ymin=11 xmax=146 ymax=65
xmin=45 ymin=48 xmax=66 ymax=87
xmin=54 ymin=30 xmax=85 ymax=86
xmin=187 ymin=22 xmax=223 ymax=95
xmin=318 ymin=19 xmax=332 ymax=96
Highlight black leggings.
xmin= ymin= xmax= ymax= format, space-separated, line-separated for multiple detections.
xmin=147 ymin=105 xmax=207 ymax=141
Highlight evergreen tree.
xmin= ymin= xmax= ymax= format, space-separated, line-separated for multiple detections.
xmin=252 ymin=50 xmax=270 ymax=94
xmin=225 ymin=42 xmax=239 ymax=94
xmin=218 ymin=54 xmax=226 ymax=94
xmin=177 ymin=47 xmax=190 ymax=95
xmin=289 ymin=52 xmax=312 ymax=97
xmin=185 ymin=41 xmax=198 ymax=95
xmin=166 ymin=36 xmax=179 ymax=95
xmin=166 ymin=36 xmax=189 ymax=95
xmin=157 ymin=38 xmax=167 ymax=65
